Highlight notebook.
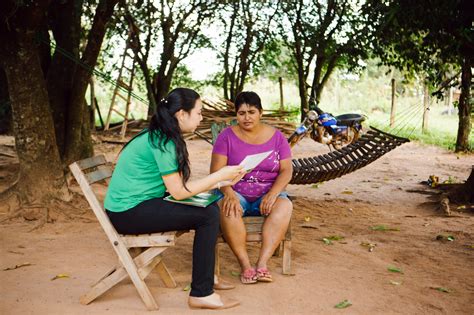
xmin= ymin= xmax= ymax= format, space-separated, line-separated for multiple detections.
xmin=164 ymin=192 xmax=223 ymax=207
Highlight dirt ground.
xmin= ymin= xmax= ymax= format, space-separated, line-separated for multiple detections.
xmin=1 ymin=135 xmax=473 ymax=314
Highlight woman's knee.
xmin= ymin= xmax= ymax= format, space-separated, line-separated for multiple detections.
xmin=204 ymin=203 xmax=220 ymax=224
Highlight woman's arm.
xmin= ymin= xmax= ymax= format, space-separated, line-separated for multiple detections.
xmin=211 ymin=153 xmax=243 ymax=217
xmin=268 ymin=158 xmax=293 ymax=195
xmin=260 ymin=158 xmax=293 ymax=215
xmin=163 ymin=164 xmax=243 ymax=200
xmin=210 ymin=154 xmax=233 ymax=195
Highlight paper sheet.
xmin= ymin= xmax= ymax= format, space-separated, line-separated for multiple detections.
xmin=239 ymin=150 xmax=273 ymax=172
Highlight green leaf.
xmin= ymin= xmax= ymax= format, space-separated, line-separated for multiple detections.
xmin=436 ymin=234 xmax=455 ymax=241
xmin=387 ymin=266 xmax=403 ymax=274
xmin=230 ymin=271 xmax=240 ymax=277
xmin=430 ymin=286 xmax=450 ymax=293
xmin=371 ymin=225 xmax=399 ymax=231
xmin=322 ymin=238 xmax=333 ymax=245
xmin=325 ymin=235 xmax=345 ymax=241
xmin=334 ymin=299 xmax=352 ymax=309
xmin=183 ymin=283 xmax=191 ymax=291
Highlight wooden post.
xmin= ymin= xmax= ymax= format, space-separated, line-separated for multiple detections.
xmin=90 ymin=76 xmax=96 ymax=130
xmin=279 ymin=77 xmax=284 ymax=112
xmin=390 ymin=78 xmax=396 ymax=127
xmin=422 ymin=83 xmax=430 ymax=133
xmin=447 ymin=86 xmax=454 ymax=115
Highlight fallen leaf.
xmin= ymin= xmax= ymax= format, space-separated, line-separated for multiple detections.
xmin=322 ymin=238 xmax=332 ymax=245
xmin=183 ymin=283 xmax=191 ymax=291
xmin=334 ymin=299 xmax=352 ymax=309
xmin=311 ymin=184 xmax=320 ymax=189
xmin=360 ymin=242 xmax=376 ymax=252
xmin=325 ymin=235 xmax=345 ymax=241
xmin=430 ymin=286 xmax=450 ymax=293
xmin=3 ymin=262 xmax=32 ymax=271
xmin=371 ymin=225 xmax=399 ymax=231
xmin=387 ymin=266 xmax=403 ymax=274
xmin=390 ymin=280 xmax=402 ymax=285
xmin=51 ymin=273 xmax=69 ymax=281
xmin=300 ymin=224 xmax=318 ymax=229
xmin=436 ymin=235 xmax=455 ymax=242
xmin=341 ymin=190 xmax=353 ymax=195
xmin=230 ymin=271 xmax=240 ymax=277
xmin=304 ymin=216 xmax=311 ymax=222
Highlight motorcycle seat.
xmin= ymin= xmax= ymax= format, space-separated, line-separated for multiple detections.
xmin=335 ymin=113 xmax=365 ymax=126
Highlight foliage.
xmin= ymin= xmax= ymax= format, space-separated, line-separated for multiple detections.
xmin=214 ymin=0 xmax=281 ymax=100
xmin=362 ymin=0 xmax=472 ymax=92
xmin=362 ymin=0 xmax=472 ymax=151
xmin=253 ymin=39 xmax=298 ymax=82
xmin=281 ymin=0 xmax=371 ymax=115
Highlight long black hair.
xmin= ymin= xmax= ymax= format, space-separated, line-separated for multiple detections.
xmin=149 ymin=88 xmax=200 ymax=187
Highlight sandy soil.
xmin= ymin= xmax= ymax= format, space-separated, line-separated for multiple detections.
xmin=0 ymin=136 xmax=473 ymax=314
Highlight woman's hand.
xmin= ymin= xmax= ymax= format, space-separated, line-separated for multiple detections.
xmin=216 ymin=165 xmax=245 ymax=182
xmin=260 ymin=192 xmax=278 ymax=216
xmin=221 ymin=191 xmax=243 ymax=218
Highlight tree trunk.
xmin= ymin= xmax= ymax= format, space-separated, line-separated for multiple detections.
xmin=455 ymin=57 xmax=472 ymax=152
xmin=0 ymin=68 xmax=12 ymax=134
xmin=47 ymin=0 xmax=83 ymax=158
xmin=295 ymin=55 xmax=308 ymax=121
xmin=64 ymin=0 xmax=118 ymax=165
xmin=2 ymin=35 xmax=69 ymax=204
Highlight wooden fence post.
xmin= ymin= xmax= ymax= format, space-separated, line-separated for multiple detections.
xmin=422 ymin=83 xmax=430 ymax=133
xmin=279 ymin=77 xmax=284 ymax=112
xmin=390 ymin=78 xmax=396 ymax=127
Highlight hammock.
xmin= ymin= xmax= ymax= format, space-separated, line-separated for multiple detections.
xmin=290 ymin=126 xmax=409 ymax=184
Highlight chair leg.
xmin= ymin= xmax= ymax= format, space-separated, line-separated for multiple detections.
xmin=81 ymin=250 xmax=168 ymax=308
xmin=155 ymin=261 xmax=177 ymax=288
xmin=80 ymin=266 xmax=128 ymax=305
xmin=119 ymin=251 xmax=159 ymax=311
xmin=273 ymin=242 xmax=282 ymax=257
xmin=214 ymin=243 xmax=221 ymax=277
xmin=282 ymin=240 xmax=292 ymax=275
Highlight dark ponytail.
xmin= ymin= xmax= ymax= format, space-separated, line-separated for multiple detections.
xmin=149 ymin=88 xmax=200 ymax=188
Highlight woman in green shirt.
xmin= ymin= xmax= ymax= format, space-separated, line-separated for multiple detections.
xmin=105 ymin=88 xmax=244 ymax=310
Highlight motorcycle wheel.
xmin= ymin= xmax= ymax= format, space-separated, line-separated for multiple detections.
xmin=329 ymin=127 xmax=359 ymax=151
xmin=349 ymin=127 xmax=360 ymax=144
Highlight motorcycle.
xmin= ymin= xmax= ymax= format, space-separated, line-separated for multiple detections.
xmin=288 ymin=106 xmax=366 ymax=150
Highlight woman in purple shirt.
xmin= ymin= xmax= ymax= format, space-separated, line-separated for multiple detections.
xmin=211 ymin=91 xmax=293 ymax=284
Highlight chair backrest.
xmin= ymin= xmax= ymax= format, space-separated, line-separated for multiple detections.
xmin=210 ymin=119 xmax=237 ymax=144
xmin=69 ymin=155 xmax=121 ymax=244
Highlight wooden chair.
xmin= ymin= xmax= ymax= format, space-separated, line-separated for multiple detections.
xmin=215 ymin=216 xmax=292 ymax=276
xmin=69 ymin=155 xmax=186 ymax=311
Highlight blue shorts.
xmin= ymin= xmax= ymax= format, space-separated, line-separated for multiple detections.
xmin=215 ymin=190 xmax=289 ymax=216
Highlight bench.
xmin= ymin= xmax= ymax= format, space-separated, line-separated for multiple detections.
xmin=69 ymin=155 xmax=187 ymax=311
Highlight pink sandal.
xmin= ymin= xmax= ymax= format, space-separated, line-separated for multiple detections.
xmin=256 ymin=267 xmax=273 ymax=282
xmin=240 ymin=268 xmax=257 ymax=284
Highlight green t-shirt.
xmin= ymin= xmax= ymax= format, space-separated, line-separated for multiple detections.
xmin=104 ymin=131 xmax=178 ymax=212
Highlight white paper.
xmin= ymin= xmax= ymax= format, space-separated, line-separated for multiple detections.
xmin=239 ymin=150 xmax=273 ymax=172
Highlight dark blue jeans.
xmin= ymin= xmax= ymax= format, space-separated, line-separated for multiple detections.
xmin=106 ymin=197 xmax=220 ymax=297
